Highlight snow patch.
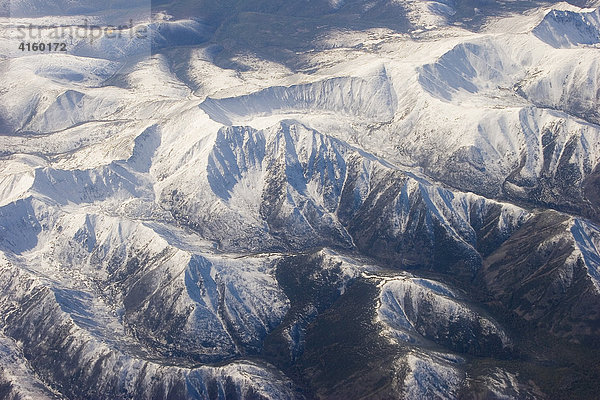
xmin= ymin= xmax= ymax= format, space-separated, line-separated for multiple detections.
xmin=571 ymin=219 xmax=600 ymax=291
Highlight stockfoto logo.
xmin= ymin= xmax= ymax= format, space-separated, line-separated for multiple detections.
xmin=15 ymin=19 xmax=149 ymax=43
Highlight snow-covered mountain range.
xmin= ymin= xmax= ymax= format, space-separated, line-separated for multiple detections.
xmin=1 ymin=0 xmax=600 ymax=399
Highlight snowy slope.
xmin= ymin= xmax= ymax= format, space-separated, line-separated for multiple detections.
xmin=377 ymin=274 xmax=511 ymax=353
xmin=533 ymin=7 xmax=600 ymax=48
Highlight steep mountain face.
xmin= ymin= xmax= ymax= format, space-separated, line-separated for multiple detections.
xmin=533 ymin=7 xmax=600 ymax=48
xmin=1 ymin=0 xmax=600 ymax=399
xmin=480 ymin=212 xmax=600 ymax=339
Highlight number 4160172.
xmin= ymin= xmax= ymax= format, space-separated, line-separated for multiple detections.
xmin=19 ymin=42 xmax=67 ymax=52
